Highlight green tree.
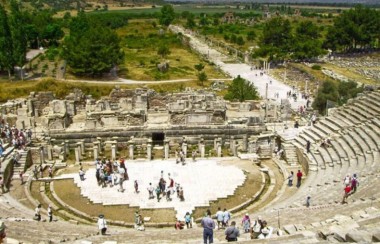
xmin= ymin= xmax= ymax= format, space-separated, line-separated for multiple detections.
xmin=255 ymin=17 xmax=292 ymax=61
xmin=236 ymin=36 xmax=245 ymax=46
xmin=0 ymin=4 xmax=14 ymax=78
xmin=159 ymin=4 xmax=175 ymax=27
xmin=9 ymin=0 xmax=27 ymax=76
xmin=198 ymin=71 xmax=207 ymax=86
xmin=157 ymin=45 xmax=170 ymax=58
xmin=224 ymin=75 xmax=259 ymax=102
xmin=185 ymin=14 xmax=196 ymax=29
xmin=246 ymin=30 xmax=256 ymax=41
xmin=41 ymin=24 xmax=64 ymax=46
xmin=292 ymin=21 xmax=325 ymax=60
xmin=194 ymin=63 xmax=205 ymax=72
xmin=312 ymin=80 xmax=339 ymax=114
xmin=62 ymin=21 xmax=124 ymax=77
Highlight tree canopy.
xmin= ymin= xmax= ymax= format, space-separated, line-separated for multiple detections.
xmin=312 ymin=80 xmax=363 ymax=114
xmin=159 ymin=4 xmax=175 ymax=27
xmin=0 ymin=4 xmax=14 ymax=76
xmin=62 ymin=13 xmax=124 ymax=76
xmin=324 ymin=6 xmax=380 ymax=51
xmin=224 ymin=75 xmax=259 ymax=102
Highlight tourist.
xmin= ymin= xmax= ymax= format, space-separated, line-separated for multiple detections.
xmin=215 ymin=207 xmax=224 ymax=229
xmin=351 ymin=174 xmax=359 ymax=194
xmin=33 ymin=165 xmax=39 ymax=180
xmin=19 ymin=171 xmax=24 ymax=185
xmin=34 ymin=204 xmax=42 ymax=221
xmin=192 ymin=150 xmax=197 ymax=162
xmin=343 ymin=174 xmax=351 ymax=186
xmin=136 ymin=214 xmax=145 ymax=231
xmin=305 ymin=196 xmax=311 ymax=207
xmin=241 ymin=213 xmax=251 ymax=233
xmin=97 ymin=214 xmax=107 ymax=235
xmin=48 ymin=166 xmax=53 ymax=178
xmin=201 ymin=210 xmax=215 ymax=244
xmin=118 ymin=166 xmax=125 ymax=192
xmin=225 ymin=221 xmax=239 ymax=242
xmin=0 ymin=176 xmax=4 ymax=194
xmin=258 ymin=221 xmax=272 ymax=239
xmin=296 ymin=170 xmax=303 ymax=188
xmin=287 ymin=171 xmax=294 ymax=186
xmin=175 ymin=219 xmax=184 ymax=230
xmin=27 ymin=128 xmax=32 ymax=141
xmin=294 ymin=121 xmax=299 ymax=128
xmin=306 ymin=140 xmax=311 ymax=153
xmin=311 ymin=113 xmax=317 ymax=125
xmin=39 ymin=165 xmax=43 ymax=178
xmin=179 ymin=187 xmax=185 ymax=201
xmin=134 ymin=180 xmax=139 ymax=193
xmin=0 ymin=221 xmax=5 ymax=243
xmin=47 ymin=204 xmax=53 ymax=222
xmin=250 ymin=216 xmax=262 ymax=239
xmin=79 ymin=167 xmax=85 ymax=181
xmin=184 ymin=212 xmax=192 ymax=229
xmin=147 ymin=183 xmax=154 ymax=199
xmin=222 ymin=208 xmax=231 ymax=228
xmin=155 ymin=185 xmax=161 ymax=202
xmin=175 ymin=183 xmax=180 ymax=198
xmin=166 ymin=187 xmax=172 ymax=201
xmin=342 ymin=184 xmax=351 ymax=204
xmin=134 ymin=211 xmax=139 ymax=228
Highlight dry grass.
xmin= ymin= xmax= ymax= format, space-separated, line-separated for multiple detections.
xmin=54 ymin=179 xmax=176 ymax=223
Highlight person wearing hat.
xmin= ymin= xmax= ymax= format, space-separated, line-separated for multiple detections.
xmin=98 ymin=214 xmax=107 ymax=235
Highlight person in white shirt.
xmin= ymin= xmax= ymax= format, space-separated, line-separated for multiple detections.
xmin=98 ymin=214 xmax=107 ymax=235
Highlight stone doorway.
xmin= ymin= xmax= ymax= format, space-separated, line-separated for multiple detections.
xmin=152 ymin=132 xmax=165 ymax=145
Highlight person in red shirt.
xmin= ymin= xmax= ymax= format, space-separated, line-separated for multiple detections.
xmin=296 ymin=170 xmax=303 ymax=188
xmin=342 ymin=185 xmax=351 ymax=204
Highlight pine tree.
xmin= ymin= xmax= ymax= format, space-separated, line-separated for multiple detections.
xmin=9 ymin=0 xmax=27 ymax=79
xmin=0 ymin=4 xmax=14 ymax=78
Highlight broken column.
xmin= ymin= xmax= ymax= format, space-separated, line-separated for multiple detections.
xmin=182 ymin=142 xmax=187 ymax=158
xmin=217 ymin=141 xmax=222 ymax=157
xmin=47 ymin=145 xmax=53 ymax=161
xmin=93 ymin=146 xmax=98 ymax=161
xmin=147 ymin=139 xmax=152 ymax=161
xmin=129 ymin=142 xmax=134 ymax=160
xmin=75 ymin=147 xmax=81 ymax=164
xmin=39 ymin=146 xmax=45 ymax=164
xmin=64 ymin=140 xmax=70 ymax=155
xmin=111 ymin=141 xmax=117 ymax=160
xmin=76 ymin=142 xmax=82 ymax=160
xmin=164 ymin=139 xmax=170 ymax=160
xmin=200 ymin=141 xmax=205 ymax=158
xmin=80 ymin=139 xmax=85 ymax=155
xmin=242 ymin=135 xmax=248 ymax=152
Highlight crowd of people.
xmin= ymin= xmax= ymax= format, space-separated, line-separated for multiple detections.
xmin=200 ymin=209 xmax=273 ymax=243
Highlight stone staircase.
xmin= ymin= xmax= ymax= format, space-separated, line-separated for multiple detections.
xmin=12 ymin=150 xmax=30 ymax=178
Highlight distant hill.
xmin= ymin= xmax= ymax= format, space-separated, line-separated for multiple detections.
xmin=164 ymin=0 xmax=380 ymax=5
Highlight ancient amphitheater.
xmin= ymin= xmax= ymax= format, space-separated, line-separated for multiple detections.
xmin=1 ymin=86 xmax=380 ymax=243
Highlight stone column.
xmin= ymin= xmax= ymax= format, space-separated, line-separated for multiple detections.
xmin=111 ymin=145 xmax=116 ymax=161
xmin=217 ymin=142 xmax=222 ymax=157
xmin=80 ymin=140 xmax=85 ymax=155
xmin=129 ymin=143 xmax=134 ymax=160
xmin=147 ymin=143 xmax=152 ymax=161
xmin=230 ymin=136 xmax=235 ymax=152
xmin=47 ymin=145 xmax=53 ymax=161
xmin=64 ymin=140 xmax=70 ymax=155
xmin=242 ymin=135 xmax=248 ymax=152
xmin=93 ymin=146 xmax=98 ymax=161
xmin=40 ymin=146 xmax=45 ymax=164
xmin=182 ymin=142 xmax=187 ymax=158
xmin=75 ymin=148 xmax=81 ymax=163
xmin=94 ymin=141 xmax=100 ymax=156
xmin=60 ymin=142 xmax=66 ymax=161
xmin=76 ymin=142 xmax=82 ymax=160
xmin=96 ymin=137 xmax=103 ymax=153
xmin=164 ymin=139 xmax=170 ymax=160
xmin=200 ymin=142 xmax=205 ymax=158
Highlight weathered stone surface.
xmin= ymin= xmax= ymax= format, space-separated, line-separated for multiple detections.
xmin=283 ymin=224 xmax=297 ymax=234
xmin=345 ymin=230 xmax=371 ymax=243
